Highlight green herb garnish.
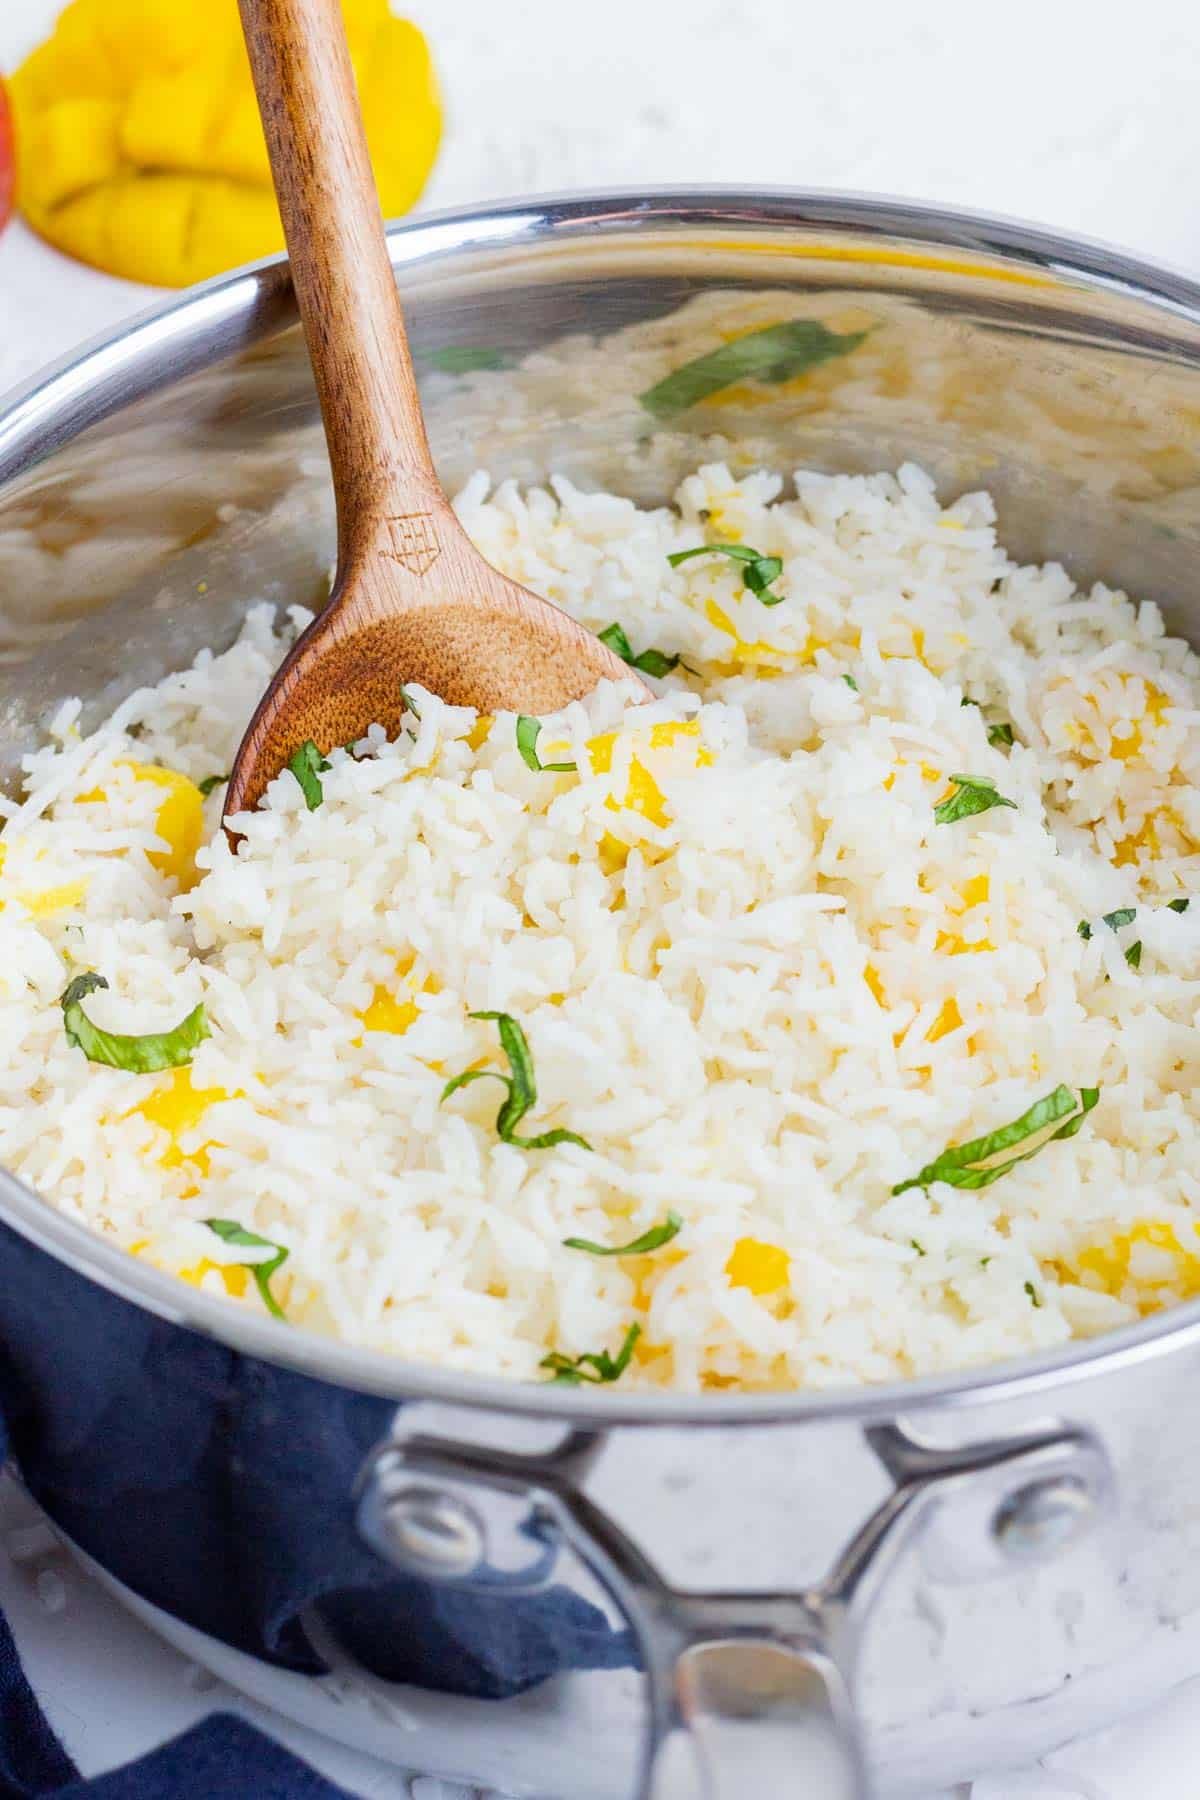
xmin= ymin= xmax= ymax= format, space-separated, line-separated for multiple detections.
xmin=1025 ymin=1280 xmax=1043 ymax=1308
xmin=668 ymin=543 xmax=784 ymax=606
xmin=61 ymin=973 xmax=209 ymax=1073
xmin=1125 ymin=940 xmax=1143 ymax=969
xmin=961 ymin=699 xmax=1015 ymax=746
xmin=563 ymin=1211 xmax=682 ymax=1257
xmin=204 ymin=1220 xmax=289 ymax=1321
xmin=287 ymin=740 xmax=330 ymax=810
xmin=911 ymin=1238 xmax=926 ymax=1256
xmin=423 ymin=346 xmax=512 ymax=374
xmin=515 ymin=716 xmax=577 ymax=774
xmin=540 ymin=1323 xmax=641 ymax=1385
xmin=842 ymin=673 xmax=859 ymax=691
xmin=932 ymin=774 xmax=1017 ymax=826
xmin=598 ymin=623 xmax=683 ymax=679
xmin=441 ymin=1010 xmax=592 ymax=1150
xmin=639 ymin=320 xmax=868 ymax=419
xmin=891 ymin=1084 xmax=1100 ymax=1195
xmin=400 ymin=687 xmax=421 ymax=722
xmin=1079 ymin=907 xmax=1137 ymax=941
xmin=1169 ymin=898 xmax=1190 ymax=914
xmin=197 ymin=773 xmax=228 ymax=798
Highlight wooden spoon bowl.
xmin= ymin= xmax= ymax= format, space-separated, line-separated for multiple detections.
xmin=226 ymin=0 xmax=640 ymax=822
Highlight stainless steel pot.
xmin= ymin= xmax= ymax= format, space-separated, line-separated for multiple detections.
xmin=3 ymin=190 xmax=1200 ymax=1800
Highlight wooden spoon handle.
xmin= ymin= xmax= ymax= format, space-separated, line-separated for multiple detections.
xmin=237 ymin=0 xmax=436 ymax=569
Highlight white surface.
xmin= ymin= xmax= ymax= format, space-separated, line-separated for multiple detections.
xmin=3 ymin=0 xmax=1200 ymax=1794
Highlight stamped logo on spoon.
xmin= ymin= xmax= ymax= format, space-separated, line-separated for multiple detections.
xmin=385 ymin=513 xmax=441 ymax=575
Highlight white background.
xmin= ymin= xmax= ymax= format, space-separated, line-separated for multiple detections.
xmin=3 ymin=1 xmax=1200 ymax=1795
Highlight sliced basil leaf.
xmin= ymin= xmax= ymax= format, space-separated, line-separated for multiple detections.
xmin=197 ymin=773 xmax=228 ymax=797
xmin=639 ymin=321 xmax=868 ymax=419
xmin=61 ymin=973 xmax=210 ymax=1073
xmin=441 ymin=1010 xmax=592 ymax=1151
xmin=961 ymin=699 xmax=1015 ymax=746
xmin=668 ymin=543 xmax=784 ymax=606
xmin=563 ymin=1211 xmax=682 ymax=1257
xmin=1080 ymin=907 xmax=1137 ymax=940
xmin=1169 ymin=898 xmax=1190 ymax=914
xmin=891 ymin=1084 xmax=1100 ymax=1195
xmin=204 ymin=1219 xmax=289 ymax=1320
xmin=423 ymin=345 xmax=512 ymax=374
xmin=540 ymin=1322 xmax=641 ymax=1385
xmin=287 ymin=740 xmax=330 ymax=810
xmin=932 ymin=774 xmax=1017 ymax=826
xmin=842 ymin=673 xmax=859 ymax=691
xmin=516 ymin=716 xmax=577 ymax=774
xmin=1125 ymin=939 xmax=1143 ymax=969
xmin=598 ymin=623 xmax=683 ymax=678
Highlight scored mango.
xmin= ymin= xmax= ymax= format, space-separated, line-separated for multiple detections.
xmin=9 ymin=0 xmax=440 ymax=286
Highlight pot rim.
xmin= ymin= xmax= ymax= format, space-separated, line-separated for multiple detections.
xmin=5 ymin=183 xmax=1200 ymax=1425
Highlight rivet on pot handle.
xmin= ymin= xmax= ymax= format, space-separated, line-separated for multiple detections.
xmin=340 ymin=1410 xmax=1114 ymax=1800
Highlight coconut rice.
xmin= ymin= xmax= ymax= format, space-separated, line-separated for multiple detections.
xmin=3 ymin=459 xmax=1200 ymax=1391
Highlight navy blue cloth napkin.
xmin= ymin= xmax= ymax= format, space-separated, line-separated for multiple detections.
xmin=0 ymin=1411 xmax=356 ymax=1799
xmin=0 ymin=1594 xmax=359 ymax=1799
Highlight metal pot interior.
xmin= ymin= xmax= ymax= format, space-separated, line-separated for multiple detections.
xmin=4 ymin=188 xmax=1200 ymax=1417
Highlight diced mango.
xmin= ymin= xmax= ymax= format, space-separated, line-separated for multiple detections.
xmin=1065 ymin=1220 xmax=1200 ymax=1314
xmin=726 ymin=1237 xmax=790 ymax=1295
xmin=177 ymin=1259 xmax=249 ymax=1299
xmin=15 ymin=880 xmax=88 ymax=917
xmin=703 ymin=597 xmax=814 ymax=670
xmin=134 ymin=1067 xmax=231 ymax=1174
xmin=359 ymin=985 xmax=419 ymax=1035
xmin=357 ymin=959 xmax=439 ymax=1038
xmin=620 ymin=758 xmax=667 ymax=826
xmin=587 ymin=719 xmax=712 ymax=833
xmin=0 ymin=842 xmax=89 ymax=918
xmin=79 ymin=760 xmax=204 ymax=886
xmin=925 ymin=997 xmax=962 ymax=1043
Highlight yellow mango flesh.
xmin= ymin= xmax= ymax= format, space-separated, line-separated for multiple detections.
xmin=726 ymin=1237 xmax=790 ymax=1295
xmin=1065 ymin=1220 xmax=1200 ymax=1313
xmin=10 ymin=0 xmax=440 ymax=285
xmin=79 ymin=760 xmax=204 ymax=886
xmin=359 ymin=986 xmax=420 ymax=1036
xmin=587 ymin=720 xmax=712 ymax=837
xmin=357 ymin=957 xmax=440 ymax=1037
xmin=0 ymin=843 xmax=88 ymax=918
xmin=134 ymin=1067 xmax=231 ymax=1174
xmin=177 ymin=1259 xmax=249 ymax=1299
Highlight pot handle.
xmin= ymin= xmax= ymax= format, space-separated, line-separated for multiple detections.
xmin=337 ymin=1416 xmax=1113 ymax=1800
xmin=636 ymin=1619 xmax=866 ymax=1798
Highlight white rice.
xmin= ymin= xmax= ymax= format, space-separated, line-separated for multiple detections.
xmin=4 ymin=459 xmax=1200 ymax=1391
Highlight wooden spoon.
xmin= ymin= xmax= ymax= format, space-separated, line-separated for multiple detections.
xmin=225 ymin=0 xmax=640 ymax=823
